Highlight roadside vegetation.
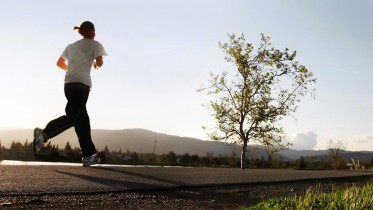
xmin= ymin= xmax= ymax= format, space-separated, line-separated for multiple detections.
xmin=246 ymin=182 xmax=373 ymax=210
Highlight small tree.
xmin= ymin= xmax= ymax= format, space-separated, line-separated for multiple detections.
xmin=104 ymin=145 xmax=110 ymax=156
xmin=180 ymin=153 xmax=191 ymax=166
xmin=130 ymin=152 xmax=139 ymax=163
xmin=200 ymin=34 xmax=316 ymax=170
xmin=296 ymin=156 xmax=307 ymax=169
xmin=166 ymin=151 xmax=178 ymax=165
xmin=190 ymin=155 xmax=200 ymax=166
xmin=45 ymin=141 xmax=52 ymax=149
xmin=10 ymin=141 xmax=24 ymax=151
xmin=24 ymin=140 xmax=29 ymax=148
xmin=328 ymin=139 xmax=346 ymax=170
xmin=65 ymin=141 xmax=72 ymax=151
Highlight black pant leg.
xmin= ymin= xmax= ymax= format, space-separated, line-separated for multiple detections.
xmin=43 ymin=83 xmax=96 ymax=157
xmin=43 ymin=116 xmax=73 ymax=139
xmin=75 ymin=107 xmax=97 ymax=157
xmin=43 ymin=83 xmax=79 ymax=139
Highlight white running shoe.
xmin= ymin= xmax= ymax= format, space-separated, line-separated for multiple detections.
xmin=82 ymin=153 xmax=101 ymax=167
xmin=33 ymin=128 xmax=47 ymax=154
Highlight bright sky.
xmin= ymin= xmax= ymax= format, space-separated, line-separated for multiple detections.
xmin=1 ymin=0 xmax=372 ymax=151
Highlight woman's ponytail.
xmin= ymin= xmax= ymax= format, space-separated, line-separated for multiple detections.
xmin=73 ymin=21 xmax=95 ymax=38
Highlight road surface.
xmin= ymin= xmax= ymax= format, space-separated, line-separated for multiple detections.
xmin=1 ymin=160 xmax=372 ymax=196
xmin=0 ymin=161 xmax=373 ymax=210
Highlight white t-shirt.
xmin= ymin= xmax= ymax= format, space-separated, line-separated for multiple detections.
xmin=61 ymin=38 xmax=107 ymax=88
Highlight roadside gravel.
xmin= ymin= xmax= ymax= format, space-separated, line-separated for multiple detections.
xmin=1 ymin=176 xmax=372 ymax=209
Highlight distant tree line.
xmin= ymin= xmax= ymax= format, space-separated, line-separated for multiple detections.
xmin=0 ymin=140 xmax=83 ymax=162
xmin=294 ymin=139 xmax=373 ymax=170
xmin=0 ymin=139 xmax=289 ymax=168
xmin=294 ymin=156 xmax=373 ymax=170
xmin=1 ymin=139 xmax=372 ymax=169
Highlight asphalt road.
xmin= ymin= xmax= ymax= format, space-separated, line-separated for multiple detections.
xmin=1 ymin=160 xmax=373 ymax=196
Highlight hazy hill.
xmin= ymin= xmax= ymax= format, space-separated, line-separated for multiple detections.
xmin=92 ymin=129 xmax=241 ymax=156
xmin=278 ymin=150 xmax=373 ymax=163
xmin=278 ymin=149 xmax=328 ymax=160
xmin=0 ymin=128 xmax=276 ymax=158
xmin=1 ymin=128 xmax=372 ymax=161
xmin=0 ymin=128 xmax=241 ymax=157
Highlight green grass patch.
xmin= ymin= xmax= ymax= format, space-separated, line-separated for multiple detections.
xmin=246 ymin=183 xmax=373 ymax=210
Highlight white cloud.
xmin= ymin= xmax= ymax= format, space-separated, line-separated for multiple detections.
xmin=364 ymin=135 xmax=373 ymax=141
xmin=290 ymin=131 xmax=318 ymax=150
xmin=351 ymin=135 xmax=373 ymax=150
xmin=356 ymin=139 xmax=368 ymax=143
xmin=355 ymin=135 xmax=373 ymax=145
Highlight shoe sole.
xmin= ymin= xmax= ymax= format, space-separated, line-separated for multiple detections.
xmin=83 ymin=162 xmax=99 ymax=167
xmin=83 ymin=157 xmax=101 ymax=167
xmin=33 ymin=128 xmax=43 ymax=155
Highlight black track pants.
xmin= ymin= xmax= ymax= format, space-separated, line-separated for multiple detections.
xmin=43 ymin=82 xmax=97 ymax=157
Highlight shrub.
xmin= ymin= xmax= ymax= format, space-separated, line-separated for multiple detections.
xmin=246 ymin=183 xmax=373 ymax=210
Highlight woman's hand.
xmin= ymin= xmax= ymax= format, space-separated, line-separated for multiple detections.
xmin=93 ymin=62 xmax=99 ymax=69
xmin=56 ymin=57 xmax=68 ymax=70
xmin=94 ymin=56 xmax=103 ymax=69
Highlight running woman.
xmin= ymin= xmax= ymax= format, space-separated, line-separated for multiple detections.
xmin=33 ymin=21 xmax=107 ymax=166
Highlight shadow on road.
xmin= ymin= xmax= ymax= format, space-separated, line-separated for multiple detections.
xmin=55 ymin=167 xmax=188 ymax=190
xmin=55 ymin=170 xmax=162 ymax=190
xmin=91 ymin=167 xmax=187 ymax=186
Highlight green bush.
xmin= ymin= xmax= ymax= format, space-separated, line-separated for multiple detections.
xmin=246 ymin=183 xmax=373 ymax=210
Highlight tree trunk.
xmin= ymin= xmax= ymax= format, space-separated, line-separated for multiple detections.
xmin=241 ymin=140 xmax=248 ymax=170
